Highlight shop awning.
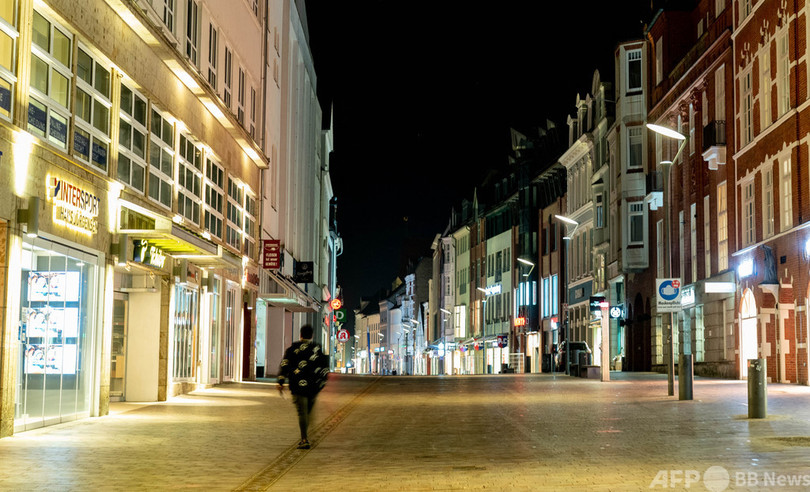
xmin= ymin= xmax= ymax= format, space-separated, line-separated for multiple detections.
xmin=259 ymin=269 xmax=320 ymax=312
xmin=119 ymin=201 xmax=240 ymax=268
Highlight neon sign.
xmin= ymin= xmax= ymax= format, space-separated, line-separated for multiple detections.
xmin=514 ymin=317 xmax=527 ymax=327
xmin=133 ymin=240 xmax=167 ymax=269
xmin=47 ymin=175 xmax=100 ymax=235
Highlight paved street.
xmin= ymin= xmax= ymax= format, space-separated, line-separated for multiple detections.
xmin=1 ymin=373 xmax=810 ymax=491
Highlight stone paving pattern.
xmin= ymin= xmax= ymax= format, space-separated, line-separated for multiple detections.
xmin=0 ymin=373 xmax=808 ymax=491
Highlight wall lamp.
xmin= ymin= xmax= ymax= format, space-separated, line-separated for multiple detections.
xmin=554 ymin=215 xmax=578 ymax=240
xmin=517 ymin=257 xmax=535 ymax=277
xmin=17 ymin=197 xmax=40 ymax=238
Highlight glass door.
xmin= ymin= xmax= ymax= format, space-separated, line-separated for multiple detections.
xmin=223 ymin=282 xmax=238 ymax=381
xmin=110 ymin=293 xmax=128 ymax=400
xmin=208 ymin=276 xmax=220 ymax=382
xmin=16 ymin=237 xmax=98 ymax=431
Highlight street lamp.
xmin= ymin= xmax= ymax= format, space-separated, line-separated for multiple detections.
xmin=646 ymin=122 xmax=691 ymax=400
xmin=554 ymin=215 xmax=578 ymax=376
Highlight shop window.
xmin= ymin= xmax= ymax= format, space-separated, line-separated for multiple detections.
xmin=0 ymin=0 xmax=17 ymax=119
xmin=173 ymin=284 xmax=198 ymax=380
xmin=16 ymin=239 xmax=97 ymax=431
xmin=204 ymin=156 xmax=224 ymax=239
xmin=117 ymin=83 xmax=147 ymax=192
xmin=177 ymin=133 xmax=202 ymax=225
xmin=148 ymin=107 xmax=174 ymax=209
xmin=73 ymin=46 xmax=111 ymax=171
xmin=28 ymin=10 xmax=71 ymax=148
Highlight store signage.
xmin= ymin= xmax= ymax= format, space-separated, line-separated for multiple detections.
xmin=244 ymin=267 xmax=260 ymax=287
xmin=482 ymin=284 xmax=501 ymax=296
xmin=133 ymin=240 xmax=166 ymax=269
xmin=330 ymin=298 xmax=343 ymax=310
xmin=590 ymin=296 xmax=608 ymax=316
xmin=294 ymin=261 xmax=314 ymax=283
xmin=681 ymin=285 xmax=695 ymax=307
xmin=705 ymin=282 xmax=735 ymax=293
xmin=47 ymin=175 xmax=101 ymax=235
xmin=335 ymin=309 xmax=347 ymax=322
xmin=262 ymin=240 xmax=281 ymax=269
xmin=656 ymin=278 xmax=682 ymax=313
xmin=609 ymin=306 xmax=623 ymax=319
xmin=337 ymin=329 xmax=350 ymax=343
xmin=497 ymin=335 xmax=507 ymax=348
xmin=514 ymin=317 xmax=527 ymax=327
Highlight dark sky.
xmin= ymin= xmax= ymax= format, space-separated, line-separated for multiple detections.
xmin=305 ymin=1 xmax=655 ymax=321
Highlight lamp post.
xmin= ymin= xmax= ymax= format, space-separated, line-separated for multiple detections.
xmin=440 ymin=308 xmax=452 ymax=375
xmin=646 ymin=123 xmax=691 ymax=399
xmin=554 ymin=215 xmax=578 ymax=376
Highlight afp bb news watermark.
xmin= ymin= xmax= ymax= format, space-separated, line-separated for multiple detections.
xmin=649 ymin=466 xmax=810 ymax=490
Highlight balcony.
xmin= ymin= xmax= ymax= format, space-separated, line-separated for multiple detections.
xmin=644 ymin=170 xmax=664 ymax=210
xmin=702 ymin=120 xmax=726 ymax=170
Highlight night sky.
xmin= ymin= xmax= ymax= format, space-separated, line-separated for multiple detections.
xmin=305 ymin=1 xmax=655 ymax=326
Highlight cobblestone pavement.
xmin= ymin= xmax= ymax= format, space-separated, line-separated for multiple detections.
xmin=1 ymin=373 xmax=810 ymax=491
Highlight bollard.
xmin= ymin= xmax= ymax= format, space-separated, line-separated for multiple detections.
xmin=678 ymin=353 xmax=693 ymax=400
xmin=748 ymin=358 xmax=767 ymax=419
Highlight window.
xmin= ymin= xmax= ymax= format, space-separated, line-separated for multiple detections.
xmin=629 ymin=202 xmax=644 ymax=244
xmin=655 ymin=37 xmax=663 ymax=85
xmin=243 ymin=190 xmax=256 ymax=259
xmin=704 ymin=196 xmax=711 ymax=278
xmin=542 ymin=277 xmax=550 ymax=318
xmin=204 ymin=157 xmax=224 ymax=239
xmin=715 ymin=65 xmax=725 ymax=121
xmin=656 ymin=220 xmax=664 ymax=278
xmin=763 ymin=166 xmax=774 ymax=237
xmin=777 ymin=30 xmax=790 ymax=116
xmin=628 ymin=126 xmax=642 ymax=168
xmin=173 ymin=284 xmax=197 ymax=380
xmin=717 ymin=183 xmax=728 ymax=270
xmin=742 ymin=180 xmax=755 ymax=247
xmin=223 ymin=46 xmax=232 ymax=108
xmin=715 ymin=0 xmax=724 ymax=16
xmin=74 ymin=47 xmax=111 ymax=171
xmin=185 ymin=0 xmax=199 ymax=66
xmin=760 ymin=46 xmax=771 ymax=129
xmin=0 ymin=0 xmax=18 ymax=120
xmin=226 ymin=177 xmax=244 ymax=252
xmin=741 ymin=0 xmax=752 ymax=20
xmin=207 ymin=24 xmax=218 ymax=90
xmin=740 ymin=69 xmax=753 ymax=146
xmin=237 ymin=67 xmax=245 ymax=125
xmin=148 ymin=108 xmax=174 ymax=209
xmin=695 ymin=305 xmax=705 ymax=363
xmin=117 ymin=83 xmax=147 ymax=192
xmin=28 ymin=10 xmax=71 ymax=149
xmin=550 ymin=275 xmax=558 ymax=315
xmin=250 ymin=87 xmax=256 ymax=139
xmin=689 ymin=104 xmax=695 ymax=155
xmin=781 ymin=157 xmax=792 ymax=231
xmin=690 ymin=203 xmax=697 ymax=283
xmin=163 ymin=0 xmax=175 ymax=32
xmin=596 ymin=194 xmax=604 ymax=228
xmin=627 ymin=49 xmax=641 ymax=93
xmin=177 ymin=134 xmax=202 ymax=225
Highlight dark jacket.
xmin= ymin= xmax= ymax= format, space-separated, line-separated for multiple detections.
xmin=278 ymin=340 xmax=329 ymax=397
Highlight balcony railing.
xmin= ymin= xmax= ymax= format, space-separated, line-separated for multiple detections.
xmin=702 ymin=120 xmax=726 ymax=151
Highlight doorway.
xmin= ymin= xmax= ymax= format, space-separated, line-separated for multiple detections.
xmin=110 ymin=293 xmax=128 ymax=401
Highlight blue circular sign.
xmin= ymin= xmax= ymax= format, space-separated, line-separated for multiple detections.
xmin=659 ymin=280 xmax=681 ymax=301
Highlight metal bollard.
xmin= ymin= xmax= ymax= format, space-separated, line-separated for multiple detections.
xmin=748 ymin=358 xmax=767 ymax=419
xmin=678 ymin=353 xmax=693 ymax=400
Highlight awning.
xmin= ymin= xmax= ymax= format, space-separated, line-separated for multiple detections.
xmin=119 ymin=201 xmax=241 ymax=268
xmin=259 ymin=269 xmax=320 ymax=312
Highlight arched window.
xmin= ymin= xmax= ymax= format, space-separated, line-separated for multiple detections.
xmin=740 ymin=289 xmax=758 ymax=378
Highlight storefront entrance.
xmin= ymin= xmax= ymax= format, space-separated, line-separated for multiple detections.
xmin=15 ymin=237 xmax=99 ymax=431
xmin=110 ymin=293 xmax=128 ymax=400
xmin=223 ymin=282 xmax=240 ymax=382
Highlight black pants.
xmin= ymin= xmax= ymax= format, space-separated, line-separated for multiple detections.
xmin=291 ymin=394 xmax=316 ymax=440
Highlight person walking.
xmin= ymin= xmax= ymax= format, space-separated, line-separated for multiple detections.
xmin=277 ymin=324 xmax=329 ymax=449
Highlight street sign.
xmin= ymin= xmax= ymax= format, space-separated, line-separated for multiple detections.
xmin=656 ymin=278 xmax=682 ymax=313
xmin=262 ymin=240 xmax=281 ymax=269
xmin=337 ymin=329 xmax=350 ymax=343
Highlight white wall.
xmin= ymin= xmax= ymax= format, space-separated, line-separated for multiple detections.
xmin=125 ymin=291 xmax=161 ymax=401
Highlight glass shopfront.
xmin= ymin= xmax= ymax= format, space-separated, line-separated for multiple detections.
xmin=15 ymin=237 xmax=99 ymax=431
xmin=173 ymin=284 xmax=198 ymax=380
